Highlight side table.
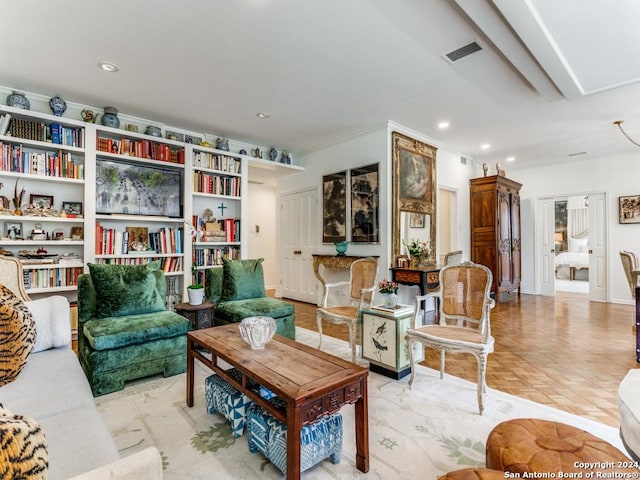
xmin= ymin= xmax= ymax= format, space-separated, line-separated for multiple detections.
xmin=360 ymin=306 xmax=424 ymax=380
xmin=176 ymin=301 xmax=215 ymax=330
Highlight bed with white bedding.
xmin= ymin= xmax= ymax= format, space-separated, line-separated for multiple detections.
xmin=555 ymin=237 xmax=589 ymax=280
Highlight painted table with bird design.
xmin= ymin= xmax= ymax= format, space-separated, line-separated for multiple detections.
xmin=360 ymin=306 xmax=424 ymax=379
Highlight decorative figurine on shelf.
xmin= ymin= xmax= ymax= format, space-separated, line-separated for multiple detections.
xmin=496 ymin=162 xmax=506 ymax=177
xmin=48 ymin=96 xmax=67 ymax=116
xmin=268 ymin=147 xmax=277 ymax=162
xmin=280 ymin=151 xmax=291 ymax=164
xmin=216 ymin=137 xmax=229 ymax=151
xmin=483 ymin=163 xmax=488 ymax=177
xmin=252 ymin=147 xmax=262 ymax=159
xmin=6 ymin=91 xmax=30 ymax=110
xmin=101 ymin=106 xmax=120 ymax=128
xmin=80 ymin=109 xmax=99 ymax=123
xmin=239 ymin=149 xmax=247 ymax=155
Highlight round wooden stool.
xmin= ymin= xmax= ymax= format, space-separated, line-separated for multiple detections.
xmin=486 ymin=418 xmax=631 ymax=475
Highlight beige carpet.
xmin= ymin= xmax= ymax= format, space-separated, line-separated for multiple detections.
xmin=96 ymin=328 xmax=627 ymax=479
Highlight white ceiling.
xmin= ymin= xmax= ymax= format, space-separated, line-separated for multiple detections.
xmin=2 ymin=0 xmax=640 ymax=169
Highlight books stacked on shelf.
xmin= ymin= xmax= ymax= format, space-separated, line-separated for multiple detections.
xmin=58 ymin=253 xmax=83 ymax=266
xmin=200 ymin=221 xmax=227 ymax=242
xmin=0 ymin=143 xmax=84 ymax=178
xmin=191 ymin=216 xmax=240 ymax=242
xmin=193 ymin=246 xmax=240 ymax=268
xmin=4 ymin=118 xmax=84 ymax=147
xmin=193 ymin=152 xmax=241 ymax=173
xmin=370 ymin=304 xmax=414 ymax=316
xmin=22 ymin=266 xmax=83 ymax=289
xmin=97 ymin=136 xmax=185 ymax=164
xmin=193 ymin=171 xmax=241 ymax=196
xmin=96 ymin=256 xmax=183 ymax=273
xmin=95 ymin=223 xmax=183 ymax=255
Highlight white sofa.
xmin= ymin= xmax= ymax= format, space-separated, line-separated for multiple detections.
xmin=0 ymin=295 xmax=162 ymax=480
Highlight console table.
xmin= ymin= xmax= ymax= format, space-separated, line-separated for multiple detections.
xmin=312 ymin=254 xmax=379 ymax=304
xmin=390 ymin=265 xmax=441 ymax=295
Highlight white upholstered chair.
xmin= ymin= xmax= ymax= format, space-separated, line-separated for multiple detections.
xmin=316 ymin=257 xmax=378 ymax=363
xmin=406 ymin=261 xmax=495 ymax=414
xmin=0 ymin=255 xmax=30 ymax=301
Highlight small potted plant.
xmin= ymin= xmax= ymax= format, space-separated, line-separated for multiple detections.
xmin=378 ymin=279 xmax=399 ymax=308
xmin=187 ymin=283 xmax=204 ymax=305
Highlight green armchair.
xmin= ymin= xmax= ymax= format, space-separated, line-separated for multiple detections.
xmin=77 ymin=261 xmax=190 ymax=396
xmin=205 ymin=258 xmax=295 ymax=339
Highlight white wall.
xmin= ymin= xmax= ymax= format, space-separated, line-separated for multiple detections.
xmin=247 ymin=183 xmax=277 ymax=289
xmin=511 ymin=151 xmax=640 ymax=304
xmin=277 ymin=121 xmax=476 ymax=303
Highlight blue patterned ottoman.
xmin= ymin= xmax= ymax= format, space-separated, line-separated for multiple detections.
xmin=205 ymin=369 xmax=254 ymax=438
xmin=246 ymin=403 xmax=343 ymax=474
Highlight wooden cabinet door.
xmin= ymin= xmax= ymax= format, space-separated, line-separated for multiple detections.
xmin=510 ymin=193 xmax=521 ymax=289
xmin=497 ymin=190 xmax=513 ymax=291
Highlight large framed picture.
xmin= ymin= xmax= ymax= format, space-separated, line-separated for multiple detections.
xmin=619 ymin=195 xmax=640 ymax=224
xmin=350 ymin=163 xmax=379 ymax=243
xmin=322 ymin=171 xmax=347 ymax=243
xmin=96 ymin=159 xmax=183 ymax=217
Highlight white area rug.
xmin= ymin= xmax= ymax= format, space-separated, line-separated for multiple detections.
xmin=96 ymin=328 xmax=626 ymax=479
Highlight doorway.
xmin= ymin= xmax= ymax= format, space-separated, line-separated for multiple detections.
xmin=537 ymin=192 xmax=607 ymax=301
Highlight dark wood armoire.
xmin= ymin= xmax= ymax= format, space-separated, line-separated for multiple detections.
xmin=469 ymin=175 xmax=522 ymax=301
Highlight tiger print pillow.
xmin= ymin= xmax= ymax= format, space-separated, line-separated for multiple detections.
xmin=0 ymin=283 xmax=36 ymax=387
xmin=0 ymin=404 xmax=48 ymax=479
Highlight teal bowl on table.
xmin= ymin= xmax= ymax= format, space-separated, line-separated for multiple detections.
xmin=334 ymin=241 xmax=349 ymax=256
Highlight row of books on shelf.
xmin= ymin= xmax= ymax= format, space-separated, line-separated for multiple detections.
xmin=95 ymin=223 xmax=184 ymax=255
xmin=22 ymin=266 xmax=82 ymax=289
xmin=193 ymin=172 xmax=241 ymax=196
xmin=192 ymin=216 xmax=240 ymax=242
xmin=193 ymin=246 xmax=241 ymax=268
xmin=97 ymin=136 xmax=185 ymax=164
xmin=96 ymin=256 xmax=183 ymax=273
xmin=1 ymin=115 xmax=84 ymax=147
xmin=0 ymin=143 xmax=84 ymax=178
xmin=193 ymin=152 xmax=241 ymax=173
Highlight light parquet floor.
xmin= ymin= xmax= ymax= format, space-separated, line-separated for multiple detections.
xmin=286 ymin=290 xmax=638 ymax=427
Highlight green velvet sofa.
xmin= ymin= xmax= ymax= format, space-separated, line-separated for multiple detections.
xmin=205 ymin=258 xmax=295 ymax=339
xmin=77 ymin=261 xmax=190 ymax=396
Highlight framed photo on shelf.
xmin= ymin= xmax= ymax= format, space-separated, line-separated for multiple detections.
xmin=70 ymin=226 xmax=84 ymax=240
xmin=5 ymin=221 xmax=22 ymax=240
xmin=322 ymin=171 xmax=347 ymax=243
xmin=619 ymin=195 xmax=640 ymax=224
xmin=29 ymin=194 xmax=54 ymax=209
xmin=350 ymin=163 xmax=379 ymax=243
xmin=52 ymin=229 xmax=65 ymax=240
xmin=62 ymin=201 xmax=83 ymax=216
xmin=409 ymin=212 xmax=424 ymax=228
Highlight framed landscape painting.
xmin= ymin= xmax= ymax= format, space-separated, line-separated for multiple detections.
xmin=322 ymin=171 xmax=347 ymax=243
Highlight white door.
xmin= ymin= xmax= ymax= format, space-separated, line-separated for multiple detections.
xmin=538 ymin=197 xmax=556 ymax=296
xmin=281 ymin=188 xmax=318 ymax=303
xmin=589 ymin=193 xmax=607 ymax=302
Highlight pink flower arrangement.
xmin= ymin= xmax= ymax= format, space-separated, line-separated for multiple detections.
xmin=378 ymin=279 xmax=398 ymax=294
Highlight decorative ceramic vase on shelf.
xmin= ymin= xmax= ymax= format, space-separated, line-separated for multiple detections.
xmin=145 ymin=125 xmax=162 ymax=137
xmin=383 ymin=292 xmax=398 ymax=308
xmin=410 ymin=255 xmax=420 ymax=268
xmin=268 ymin=147 xmax=277 ymax=161
xmin=101 ymin=106 xmax=120 ymax=128
xmin=80 ymin=109 xmax=98 ymax=123
xmin=280 ymin=151 xmax=291 ymax=164
xmin=6 ymin=91 xmax=30 ymax=110
xmin=216 ymin=137 xmax=229 ymax=151
xmin=48 ymin=96 xmax=67 ymax=116
xmin=334 ymin=241 xmax=349 ymax=256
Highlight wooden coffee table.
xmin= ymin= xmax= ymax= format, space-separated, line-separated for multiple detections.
xmin=186 ymin=324 xmax=369 ymax=480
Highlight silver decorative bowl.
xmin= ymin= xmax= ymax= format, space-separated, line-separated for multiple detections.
xmin=239 ymin=316 xmax=276 ymax=350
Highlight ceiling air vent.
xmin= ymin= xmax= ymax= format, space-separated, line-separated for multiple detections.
xmin=443 ymin=41 xmax=482 ymax=64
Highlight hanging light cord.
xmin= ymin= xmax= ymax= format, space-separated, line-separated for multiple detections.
xmin=614 ymin=120 xmax=640 ymax=148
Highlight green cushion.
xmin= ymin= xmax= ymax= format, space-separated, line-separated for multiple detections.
xmin=205 ymin=267 xmax=223 ymax=304
xmin=221 ymin=258 xmax=266 ymax=301
xmin=215 ymin=297 xmax=294 ymax=322
xmin=88 ymin=261 xmax=166 ymax=318
xmin=83 ymin=310 xmax=189 ymax=350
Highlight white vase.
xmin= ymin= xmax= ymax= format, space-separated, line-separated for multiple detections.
xmin=187 ymin=287 xmax=204 ymax=305
xmin=383 ymin=292 xmax=398 ymax=308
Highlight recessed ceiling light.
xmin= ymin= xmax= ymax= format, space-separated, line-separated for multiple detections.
xmin=256 ymin=112 xmax=271 ymax=119
xmin=480 ymin=144 xmax=491 ymax=150
xmin=506 ymin=156 xmax=515 ymax=162
xmin=437 ymin=121 xmax=450 ymax=129
xmin=98 ymin=61 xmax=119 ymax=73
